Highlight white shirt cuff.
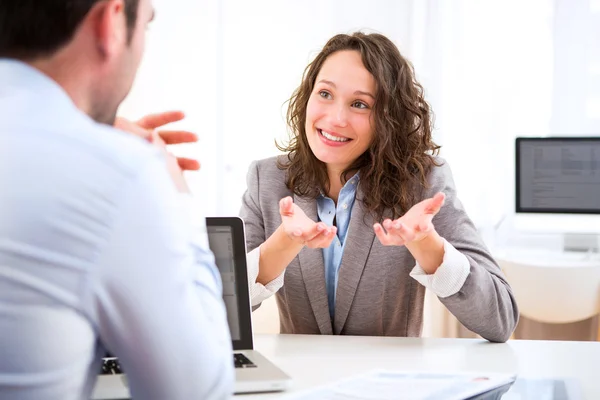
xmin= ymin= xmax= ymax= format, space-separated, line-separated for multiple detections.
xmin=409 ymin=238 xmax=470 ymax=298
xmin=246 ymin=246 xmax=285 ymax=307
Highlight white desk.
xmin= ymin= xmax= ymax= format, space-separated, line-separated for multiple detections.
xmin=493 ymin=247 xmax=600 ymax=267
xmin=239 ymin=334 xmax=600 ymax=399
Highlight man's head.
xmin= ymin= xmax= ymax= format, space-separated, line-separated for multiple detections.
xmin=0 ymin=0 xmax=154 ymax=124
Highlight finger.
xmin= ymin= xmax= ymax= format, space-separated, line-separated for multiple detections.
xmin=114 ymin=117 xmax=151 ymax=139
xmin=385 ymin=220 xmax=409 ymax=245
xmin=323 ymin=227 xmax=338 ymax=246
xmin=137 ymin=111 xmax=186 ymax=130
xmin=289 ymin=222 xmax=326 ymax=243
xmin=382 ymin=219 xmax=394 ymax=233
xmin=158 ymin=130 xmax=198 ymax=145
xmin=279 ymin=196 xmax=295 ymax=217
xmin=416 ymin=219 xmax=434 ymax=234
xmin=302 ymin=222 xmax=328 ymax=242
xmin=306 ymin=227 xmax=337 ymax=248
xmin=424 ymin=192 xmax=446 ymax=214
xmin=177 ymin=158 xmax=201 ymax=171
xmin=150 ymin=129 xmax=166 ymax=147
xmin=396 ymin=221 xmax=416 ymax=242
xmin=373 ymin=223 xmax=393 ymax=246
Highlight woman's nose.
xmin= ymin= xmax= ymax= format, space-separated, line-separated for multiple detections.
xmin=332 ymin=104 xmax=348 ymax=128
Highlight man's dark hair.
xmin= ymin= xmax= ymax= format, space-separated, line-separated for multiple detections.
xmin=0 ymin=0 xmax=140 ymax=60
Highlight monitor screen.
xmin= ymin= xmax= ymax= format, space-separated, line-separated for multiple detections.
xmin=516 ymin=137 xmax=600 ymax=214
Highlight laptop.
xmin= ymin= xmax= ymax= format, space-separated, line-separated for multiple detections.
xmin=92 ymin=216 xmax=291 ymax=399
xmin=206 ymin=216 xmax=291 ymax=394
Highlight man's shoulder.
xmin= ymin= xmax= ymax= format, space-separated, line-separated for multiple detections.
xmin=0 ymin=119 xmax=166 ymax=280
xmin=3 ymin=116 xmax=164 ymax=207
xmin=78 ymin=121 xmax=162 ymax=173
xmin=50 ymin=118 xmax=165 ymax=186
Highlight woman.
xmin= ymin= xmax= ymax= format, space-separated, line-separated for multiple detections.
xmin=240 ymin=32 xmax=518 ymax=342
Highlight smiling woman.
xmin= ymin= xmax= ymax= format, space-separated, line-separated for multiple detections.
xmin=239 ymin=31 xmax=519 ymax=343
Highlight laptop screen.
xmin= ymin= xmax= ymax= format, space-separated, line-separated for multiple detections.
xmin=206 ymin=217 xmax=254 ymax=351
xmin=206 ymin=224 xmax=241 ymax=340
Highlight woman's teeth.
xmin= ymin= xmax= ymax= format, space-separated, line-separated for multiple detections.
xmin=320 ymin=129 xmax=349 ymax=142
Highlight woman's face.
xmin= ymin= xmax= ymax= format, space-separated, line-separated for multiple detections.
xmin=305 ymin=50 xmax=376 ymax=174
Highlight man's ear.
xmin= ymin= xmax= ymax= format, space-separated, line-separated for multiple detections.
xmin=91 ymin=0 xmax=128 ymax=59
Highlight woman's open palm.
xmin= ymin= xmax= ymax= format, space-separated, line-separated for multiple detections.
xmin=374 ymin=192 xmax=445 ymax=246
xmin=279 ymin=196 xmax=337 ymax=249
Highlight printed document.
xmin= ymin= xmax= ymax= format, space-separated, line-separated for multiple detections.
xmin=281 ymin=370 xmax=516 ymax=400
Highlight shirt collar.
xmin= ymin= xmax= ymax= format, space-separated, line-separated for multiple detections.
xmin=318 ymin=172 xmax=361 ymax=199
xmin=0 ymin=58 xmax=84 ymax=120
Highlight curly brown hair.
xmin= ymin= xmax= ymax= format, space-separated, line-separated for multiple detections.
xmin=277 ymin=31 xmax=441 ymax=220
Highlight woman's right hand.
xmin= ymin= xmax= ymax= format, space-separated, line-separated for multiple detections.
xmin=255 ymin=196 xmax=336 ymax=285
xmin=279 ymin=196 xmax=337 ymax=248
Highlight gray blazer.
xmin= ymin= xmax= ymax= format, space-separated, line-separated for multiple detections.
xmin=240 ymin=156 xmax=518 ymax=342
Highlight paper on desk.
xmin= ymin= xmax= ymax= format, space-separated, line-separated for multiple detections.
xmin=282 ymin=370 xmax=516 ymax=400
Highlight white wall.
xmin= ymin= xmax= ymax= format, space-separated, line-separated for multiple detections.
xmin=118 ymin=0 xmax=220 ymax=214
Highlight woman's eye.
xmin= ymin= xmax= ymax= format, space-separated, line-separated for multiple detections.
xmin=319 ymin=90 xmax=332 ymax=99
xmin=352 ymin=101 xmax=368 ymax=109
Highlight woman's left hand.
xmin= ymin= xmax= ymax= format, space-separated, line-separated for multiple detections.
xmin=373 ymin=192 xmax=445 ymax=246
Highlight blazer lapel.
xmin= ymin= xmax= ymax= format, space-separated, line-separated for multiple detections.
xmin=333 ymin=196 xmax=376 ymax=334
xmin=294 ymin=194 xmax=333 ymax=335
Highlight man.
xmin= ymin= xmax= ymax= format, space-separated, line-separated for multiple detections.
xmin=0 ymin=1 xmax=233 ymax=399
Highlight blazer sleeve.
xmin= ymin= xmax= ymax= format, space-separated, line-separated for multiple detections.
xmin=239 ymin=160 xmax=286 ymax=308
xmin=428 ymin=160 xmax=519 ymax=342
xmin=240 ymin=161 xmax=265 ymax=253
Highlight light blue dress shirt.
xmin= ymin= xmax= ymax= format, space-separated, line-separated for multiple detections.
xmin=0 ymin=60 xmax=233 ymax=400
xmin=316 ymin=174 xmax=359 ymax=318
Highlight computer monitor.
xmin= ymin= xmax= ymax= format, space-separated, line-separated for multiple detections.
xmin=514 ymin=137 xmax=600 ymax=251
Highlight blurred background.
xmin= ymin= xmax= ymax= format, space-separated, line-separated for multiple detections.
xmin=118 ymin=0 xmax=600 ymax=340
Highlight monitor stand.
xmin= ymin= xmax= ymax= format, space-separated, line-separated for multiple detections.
xmin=563 ymin=233 xmax=600 ymax=253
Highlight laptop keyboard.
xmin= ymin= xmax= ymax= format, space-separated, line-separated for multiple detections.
xmin=234 ymin=353 xmax=256 ymax=369
xmin=100 ymin=353 xmax=256 ymax=374
xmin=100 ymin=358 xmax=122 ymax=375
